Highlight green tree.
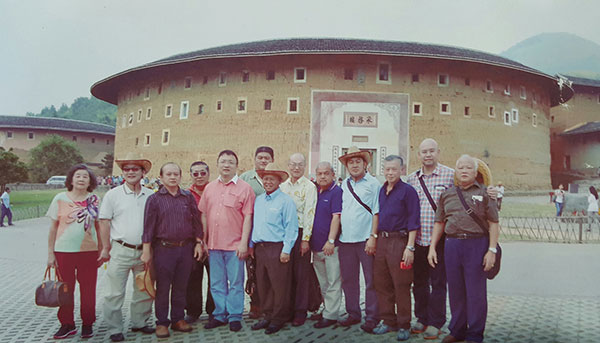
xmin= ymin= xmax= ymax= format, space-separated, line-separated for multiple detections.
xmin=28 ymin=135 xmax=84 ymax=183
xmin=101 ymin=153 xmax=114 ymax=171
xmin=0 ymin=147 xmax=29 ymax=190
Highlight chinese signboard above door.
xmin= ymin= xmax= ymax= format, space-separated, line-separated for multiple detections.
xmin=343 ymin=112 xmax=378 ymax=127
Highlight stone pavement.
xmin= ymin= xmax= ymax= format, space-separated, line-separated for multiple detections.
xmin=0 ymin=217 xmax=599 ymax=343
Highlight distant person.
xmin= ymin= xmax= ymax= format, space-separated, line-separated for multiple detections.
xmin=587 ymin=186 xmax=599 ymax=231
xmin=46 ymin=164 xmax=110 ymax=339
xmin=554 ymin=184 xmax=565 ymax=217
xmin=496 ymin=182 xmax=504 ymax=211
xmin=0 ymin=187 xmax=13 ymax=227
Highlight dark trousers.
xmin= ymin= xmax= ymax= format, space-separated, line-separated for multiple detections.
xmin=373 ymin=235 xmax=413 ymax=329
xmin=290 ymin=229 xmax=311 ymax=319
xmin=55 ymin=251 xmax=98 ymax=326
xmin=413 ymin=241 xmax=447 ymax=328
xmin=153 ymin=243 xmax=194 ymax=327
xmin=186 ymin=257 xmax=215 ymax=317
xmin=255 ymin=242 xmax=292 ymax=326
xmin=0 ymin=205 xmax=12 ymax=225
xmin=246 ymin=257 xmax=260 ymax=309
xmin=338 ymin=241 xmax=378 ymax=322
xmin=445 ymin=237 xmax=488 ymax=343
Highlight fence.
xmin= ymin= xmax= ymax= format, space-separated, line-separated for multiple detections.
xmin=11 ymin=205 xmax=51 ymax=221
xmin=500 ymin=216 xmax=600 ymax=243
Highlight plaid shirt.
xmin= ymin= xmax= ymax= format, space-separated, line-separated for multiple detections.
xmin=407 ymin=164 xmax=454 ymax=246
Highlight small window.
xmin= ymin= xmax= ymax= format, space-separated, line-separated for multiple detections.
xmin=264 ymin=99 xmax=272 ymax=111
xmin=144 ymin=134 xmax=151 ymax=146
xmin=551 ymin=115 xmax=555 ymax=123
xmin=28 ymin=132 xmax=35 ymax=140
xmin=344 ymin=68 xmax=353 ymax=80
xmin=180 ymin=101 xmax=189 ymax=119
xmin=165 ymin=104 xmax=173 ymax=118
xmin=162 ymin=129 xmax=170 ymax=146
xmin=486 ymin=80 xmax=493 ymax=93
xmin=520 ymin=86 xmax=527 ymax=100
xmin=242 ymin=70 xmax=250 ymax=83
xmin=72 ymin=135 xmax=77 ymax=141
xmin=197 ymin=104 xmax=204 ymax=115
xmin=440 ymin=101 xmax=451 ymax=115
xmin=219 ymin=72 xmax=227 ymax=86
xmin=203 ymin=76 xmax=208 ymax=85
xmin=512 ymin=108 xmax=519 ymax=123
xmin=294 ymin=67 xmax=306 ymax=83
xmin=216 ymin=100 xmax=223 ymax=112
xmin=6 ymin=131 xmax=13 ymax=139
xmin=532 ymin=113 xmax=538 ymax=127
xmin=137 ymin=109 xmax=142 ymax=122
xmin=411 ymin=73 xmax=419 ymax=82
xmin=465 ymin=78 xmax=470 ymax=86
xmin=504 ymin=111 xmax=511 ymax=126
xmin=377 ymin=62 xmax=391 ymax=83
xmin=266 ymin=70 xmax=275 ymax=80
xmin=128 ymin=113 xmax=134 ymax=126
xmin=597 ymin=94 xmax=600 ymax=104
xmin=135 ymin=137 xmax=139 ymax=146
xmin=488 ymin=106 xmax=495 ymax=118
xmin=106 ymin=139 xmax=110 ymax=145
xmin=237 ymin=97 xmax=247 ymax=114
xmin=144 ymin=87 xmax=150 ymax=100
xmin=170 ymin=81 xmax=176 ymax=89
xmin=122 ymin=115 xmax=127 ymax=128
xmin=184 ymin=77 xmax=192 ymax=89
xmin=288 ymin=97 xmax=299 ymax=114
xmin=146 ymin=108 xmax=152 ymax=120
xmin=158 ymin=83 xmax=162 ymax=95
xmin=91 ymin=137 xmax=95 ymax=143
xmin=464 ymin=106 xmax=470 ymax=117
xmin=504 ymin=84 xmax=511 ymax=95
xmin=438 ymin=73 xmax=449 ymax=86
xmin=412 ymin=102 xmax=422 ymax=116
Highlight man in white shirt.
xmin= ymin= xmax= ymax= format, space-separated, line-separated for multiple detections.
xmin=99 ymin=156 xmax=155 ymax=342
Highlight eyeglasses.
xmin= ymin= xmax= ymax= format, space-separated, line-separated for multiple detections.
xmin=122 ymin=167 xmax=141 ymax=172
xmin=192 ymin=171 xmax=208 ymax=177
xmin=289 ymin=163 xmax=305 ymax=168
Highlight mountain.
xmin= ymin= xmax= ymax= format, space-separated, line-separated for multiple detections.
xmin=501 ymin=32 xmax=600 ymax=79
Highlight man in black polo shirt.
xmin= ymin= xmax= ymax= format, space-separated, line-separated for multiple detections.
xmin=372 ymin=155 xmax=420 ymax=341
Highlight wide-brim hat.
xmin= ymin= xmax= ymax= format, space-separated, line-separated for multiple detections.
xmin=339 ymin=146 xmax=371 ymax=166
xmin=135 ymin=266 xmax=156 ymax=299
xmin=454 ymin=158 xmax=493 ymax=186
xmin=257 ymin=163 xmax=289 ymax=182
xmin=115 ymin=152 xmax=152 ymax=173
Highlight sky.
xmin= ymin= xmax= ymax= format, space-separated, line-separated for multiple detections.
xmin=1 ymin=0 xmax=599 ymax=116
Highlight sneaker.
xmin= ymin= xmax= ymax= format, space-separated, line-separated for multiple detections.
xmin=410 ymin=322 xmax=427 ymax=334
xmin=53 ymin=324 xmax=77 ymax=339
xmin=423 ymin=325 xmax=442 ymax=340
xmin=229 ymin=321 xmax=242 ymax=332
xmin=360 ymin=320 xmax=378 ymax=334
xmin=373 ymin=322 xmax=395 ymax=335
xmin=397 ymin=328 xmax=410 ymax=341
xmin=81 ymin=325 xmax=93 ymax=338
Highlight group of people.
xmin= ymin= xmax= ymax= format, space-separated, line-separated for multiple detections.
xmin=45 ymin=137 xmax=500 ymax=343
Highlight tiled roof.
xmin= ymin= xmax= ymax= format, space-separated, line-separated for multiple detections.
xmin=563 ymin=75 xmax=600 ymax=88
xmin=0 ymin=115 xmax=115 ymax=135
xmin=561 ymin=121 xmax=600 ymax=136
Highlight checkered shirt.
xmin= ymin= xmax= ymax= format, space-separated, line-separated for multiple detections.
xmin=407 ymin=164 xmax=455 ymax=246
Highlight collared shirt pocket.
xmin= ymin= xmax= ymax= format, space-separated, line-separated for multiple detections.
xmin=224 ymin=193 xmax=241 ymax=209
xmin=266 ymin=206 xmax=281 ymax=224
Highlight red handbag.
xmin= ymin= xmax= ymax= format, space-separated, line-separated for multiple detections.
xmin=35 ymin=267 xmax=73 ymax=307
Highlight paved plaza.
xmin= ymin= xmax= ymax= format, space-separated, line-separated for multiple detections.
xmin=0 ymin=217 xmax=599 ymax=343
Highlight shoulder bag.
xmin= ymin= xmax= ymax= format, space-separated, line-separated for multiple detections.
xmin=346 ymin=179 xmax=372 ymax=215
xmin=35 ymin=267 xmax=73 ymax=308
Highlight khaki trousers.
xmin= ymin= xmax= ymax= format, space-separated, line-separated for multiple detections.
xmin=312 ymin=247 xmax=342 ymax=320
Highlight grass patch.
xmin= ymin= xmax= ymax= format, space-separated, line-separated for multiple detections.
xmin=9 ymin=188 xmax=108 ymax=221
xmin=500 ymin=202 xmax=556 ymax=217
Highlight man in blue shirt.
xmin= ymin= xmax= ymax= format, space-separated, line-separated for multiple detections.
xmin=338 ymin=146 xmax=380 ymax=333
xmin=372 ymin=155 xmax=420 ymax=341
xmin=310 ymin=162 xmax=343 ymax=329
xmin=250 ymin=163 xmax=298 ymax=335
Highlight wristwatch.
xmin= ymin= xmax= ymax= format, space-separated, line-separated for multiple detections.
xmin=196 ymin=240 xmax=204 ymax=246
xmin=370 ymin=233 xmax=378 ymax=239
xmin=328 ymin=239 xmax=335 ymax=244
xmin=488 ymin=247 xmax=497 ymax=254
xmin=406 ymin=245 xmax=415 ymax=252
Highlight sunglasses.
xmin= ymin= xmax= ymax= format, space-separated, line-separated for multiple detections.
xmin=122 ymin=167 xmax=141 ymax=172
xmin=192 ymin=171 xmax=208 ymax=177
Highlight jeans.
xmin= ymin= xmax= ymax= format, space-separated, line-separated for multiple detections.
xmin=209 ymin=250 xmax=245 ymax=322
xmin=555 ymin=202 xmax=564 ymax=216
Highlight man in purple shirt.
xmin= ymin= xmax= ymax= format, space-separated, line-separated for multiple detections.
xmin=141 ymin=163 xmax=204 ymax=338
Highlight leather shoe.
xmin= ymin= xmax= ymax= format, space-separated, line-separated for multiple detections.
xmin=229 ymin=321 xmax=242 ymax=332
xmin=248 ymin=305 xmax=261 ymax=319
xmin=204 ymin=318 xmax=227 ymax=329
xmin=109 ymin=333 xmax=124 ymax=342
xmin=155 ymin=325 xmax=169 ymax=338
xmin=171 ymin=320 xmax=193 ymax=332
xmin=132 ymin=326 xmax=155 ymax=334
xmin=338 ymin=317 xmax=361 ymax=327
xmin=292 ymin=316 xmax=306 ymax=327
xmin=360 ymin=320 xmax=378 ymax=333
xmin=309 ymin=312 xmax=323 ymax=321
xmin=265 ymin=324 xmax=283 ymax=334
xmin=314 ymin=318 xmax=337 ymax=329
xmin=251 ymin=319 xmax=270 ymax=330
xmin=441 ymin=334 xmax=461 ymax=343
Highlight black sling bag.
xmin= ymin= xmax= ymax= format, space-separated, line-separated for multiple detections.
xmin=346 ymin=179 xmax=372 ymax=215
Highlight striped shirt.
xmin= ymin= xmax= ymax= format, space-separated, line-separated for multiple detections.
xmin=407 ymin=164 xmax=454 ymax=246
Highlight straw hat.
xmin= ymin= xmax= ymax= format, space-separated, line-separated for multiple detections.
xmin=135 ymin=267 xmax=155 ymax=299
xmin=257 ymin=163 xmax=289 ymax=182
xmin=454 ymin=158 xmax=493 ymax=186
xmin=115 ymin=152 xmax=152 ymax=173
xmin=338 ymin=146 xmax=371 ymax=166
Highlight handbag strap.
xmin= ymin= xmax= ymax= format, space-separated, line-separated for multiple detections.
xmin=346 ymin=179 xmax=372 ymax=215
xmin=455 ymin=187 xmax=489 ymax=234
xmin=418 ymin=172 xmax=437 ymax=212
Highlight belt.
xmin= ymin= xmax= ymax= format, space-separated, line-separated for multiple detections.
xmin=157 ymin=238 xmax=194 ymax=248
xmin=254 ymin=241 xmax=283 ymax=247
xmin=115 ymin=239 xmax=143 ymax=250
xmin=379 ymin=230 xmax=408 ymax=238
xmin=446 ymin=233 xmax=486 ymax=240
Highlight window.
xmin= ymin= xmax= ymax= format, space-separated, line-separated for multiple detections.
xmin=377 ymin=62 xmax=391 ymax=83
xmin=106 ymin=139 xmax=110 ymax=145
xmin=597 ymin=94 xmax=600 ymax=104
xmin=412 ymin=102 xmax=422 ymax=116
xmin=146 ymin=108 xmax=152 ymax=120
xmin=72 ymin=136 xmax=77 ymax=141
xmin=294 ymin=67 xmax=306 ymax=83
xmin=158 ymin=83 xmax=162 ymax=95
xmin=28 ymin=132 xmax=35 ymax=140
xmin=488 ymin=106 xmax=495 ymax=118
xmin=197 ymin=104 xmax=204 ymax=115
xmin=203 ymin=76 xmax=208 ymax=85
xmin=511 ymin=108 xmax=519 ymax=123
xmin=122 ymin=115 xmax=126 ymax=128
xmin=144 ymin=134 xmax=151 ymax=146
xmin=128 ymin=113 xmax=134 ymax=126
xmin=137 ymin=109 xmax=142 ymax=122
xmin=520 ymin=86 xmax=527 ymax=100
xmin=216 ymin=100 xmax=223 ymax=112
xmin=440 ymin=101 xmax=451 ymax=115
xmin=411 ymin=73 xmax=419 ymax=82
xmin=532 ymin=113 xmax=538 ymax=127
xmin=504 ymin=84 xmax=511 ymax=95
xmin=165 ymin=104 xmax=173 ymax=118
xmin=219 ymin=72 xmax=227 ymax=86
xmin=237 ymin=97 xmax=247 ymax=114
xmin=266 ymin=70 xmax=275 ymax=80
xmin=135 ymin=137 xmax=139 ymax=146
xmin=264 ymin=99 xmax=272 ymax=111
xmin=532 ymin=91 xmax=537 ymax=104
xmin=180 ymin=101 xmax=189 ymax=119
xmin=144 ymin=87 xmax=150 ymax=100
xmin=438 ymin=73 xmax=449 ymax=86
xmin=287 ymin=97 xmax=299 ymax=114
xmin=486 ymin=80 xmax=493 ymax=93
xmin=184 ymin=77 xmax=192 ymax=89
xmin=504 ymin=111 xmax=511 ymax=126
xmin=242 ymin=70 xmax=250 ymax=83
xmin=6 ymin=131 xmax=13 ymax=139
xmin=162 ymin=129 xmax=170 ymax=146
xmin=91 ymin=137 xmax=95 ymax=143
xmin=464 ymin=106 xmax=470 ymax=117
xmin=465 ymin=78 xmax=470 ymax=86
xmin=344 ymin=68 xmax=353 ymax=80
xmin=170 ymin=80 xmax=176 ymax=89
xmin=551 ymin=115 xmax=555 ymax=123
